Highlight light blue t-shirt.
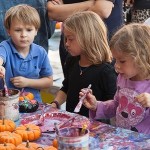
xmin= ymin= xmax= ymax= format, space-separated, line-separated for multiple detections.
xmin=0 ymin=39 xmax=53 ymax=102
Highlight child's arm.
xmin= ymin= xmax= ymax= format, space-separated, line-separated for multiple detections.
xmin=0 ymin=57 xmax=5 ymax=78
xmin=51 ymin=90 xmax=67 ymax=108
xmin=136 ymin=93 xmax=150 ymax=107
xmin=80 ymin=88 xmax=118 ymax=119
xmin=10 ymin=76 xmax=53 ymax=89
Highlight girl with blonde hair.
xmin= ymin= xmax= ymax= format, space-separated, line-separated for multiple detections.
xmin=52 ymin=11 xmax=117 ymax=124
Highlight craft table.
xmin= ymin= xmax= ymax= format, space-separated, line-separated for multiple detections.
xmin=17 ymin=103 xmax=150 ymax=150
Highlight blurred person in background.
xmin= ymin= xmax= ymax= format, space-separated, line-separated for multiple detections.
xmin=125 ymin=0 xmax=150 ymax=23
xmin=47 ymin=0 xmax=123 ymax=74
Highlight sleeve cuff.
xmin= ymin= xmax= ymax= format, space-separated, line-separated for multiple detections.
xmin=51 ymin=100 xmax=60 ymax=109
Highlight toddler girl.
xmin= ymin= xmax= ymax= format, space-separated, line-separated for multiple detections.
xmin=80 ymin=23 xmax=150 ymax=134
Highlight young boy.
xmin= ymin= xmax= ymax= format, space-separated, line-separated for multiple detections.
xmin=0 ymin=4 xmax=53 ymax=102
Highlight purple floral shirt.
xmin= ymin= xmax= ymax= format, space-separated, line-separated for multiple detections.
xmin=90 ymin=74 xmax=150 ymax=134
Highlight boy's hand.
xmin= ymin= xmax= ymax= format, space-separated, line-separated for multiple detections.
xmin=135 ymin=93 xmax=150 ymax=107
xmin=0 ymin=66 xmax=5 ymax=78
xmin=10 ymin=76 xmax=28 ymax=88
xmin=79 ymin=89 xmax=98 ymax=111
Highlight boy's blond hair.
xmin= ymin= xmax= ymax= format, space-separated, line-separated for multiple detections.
xmin=4 ymin=4 xmax=40 ymax=30
xmin=63 ymin=11 xmax=112 ymax=65
xmin=110 ymin=23 xmax=150 ymax=79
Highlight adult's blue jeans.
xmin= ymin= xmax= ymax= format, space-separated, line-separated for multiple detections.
xmin=0 ymin=0 xmax=55 ymax=52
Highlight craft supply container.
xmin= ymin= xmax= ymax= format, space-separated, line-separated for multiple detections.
xmin=0 ymin=89 xmax=20 ymax=121
xmin=58 ymin=127 xmax=89 ymax=150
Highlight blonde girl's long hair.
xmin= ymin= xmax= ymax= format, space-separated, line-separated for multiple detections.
xmin=110 ymin=23 xmax=150 ymax=79
xmin=4 ymin=4 xmax=41 ymax=30
xmin=63 ymin=11 xmax=112 ymax=65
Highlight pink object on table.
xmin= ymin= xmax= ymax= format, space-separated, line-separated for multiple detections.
xmin=21 ymin=111 xmax=90 ymax=132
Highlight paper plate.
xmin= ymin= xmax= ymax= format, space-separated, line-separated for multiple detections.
xmin=21 ymin=112 xmax=90 ymax=132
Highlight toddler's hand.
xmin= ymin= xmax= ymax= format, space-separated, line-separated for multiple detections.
xmin=79 ymin=89 xmax=97 ymax=111
xmin=0 ymin=66 xmax=5 ymax=78
xmin=135 ymin=93 xmax=150 ymax=107
xmin=10 ymin=76 xmax=28 ymax=88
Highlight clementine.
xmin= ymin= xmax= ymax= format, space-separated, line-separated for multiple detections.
xmin=55 ymin=22 xmax=62 ymax=29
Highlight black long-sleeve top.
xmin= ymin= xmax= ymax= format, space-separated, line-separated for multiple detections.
xmin=60 ymin=56 xmax=117 ymax=117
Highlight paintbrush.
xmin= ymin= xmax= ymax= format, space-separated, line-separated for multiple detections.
xmin=58 ymin=114 xmax=78 ymax=129
xmin=54 ymin=122 xmax=60 ymax=135
xmin=3 ymin=78 xmax=9 ymax=97
xmin=74 ymin=84 xmax=91 ymax=113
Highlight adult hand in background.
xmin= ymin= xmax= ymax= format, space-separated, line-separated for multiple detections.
xmin=49 ymin=0 xmax=63 ymax=5
xmin=47 ymin=0 xmax=95 ymax=21
xmin=89 ymin=0 xmax=114 ymax=18
xmin=125 ymin=0 xmax=134 ymax=6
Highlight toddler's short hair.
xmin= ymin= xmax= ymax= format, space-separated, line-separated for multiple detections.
xmin=4 ymin=4 xmax=41 ymax=30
